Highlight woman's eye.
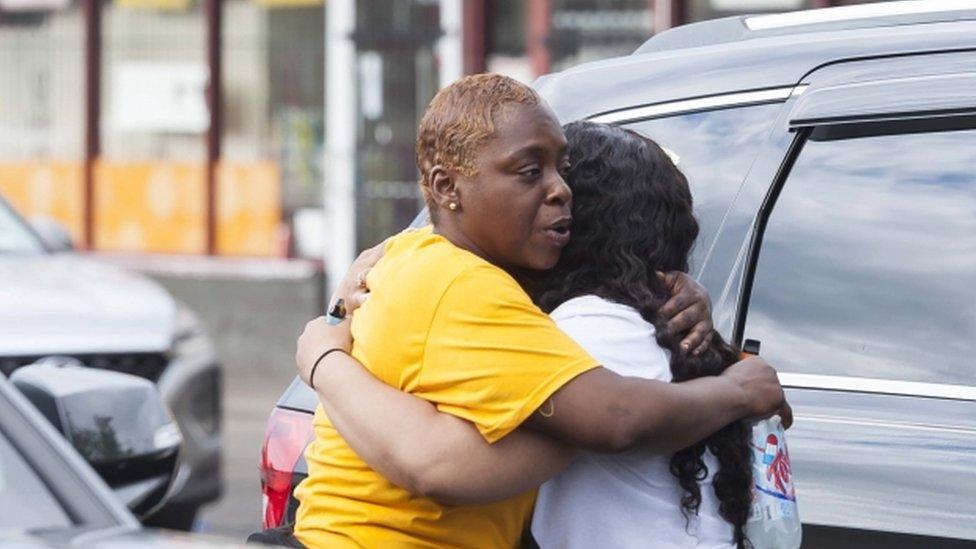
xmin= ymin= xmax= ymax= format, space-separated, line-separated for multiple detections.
xmin=519 ymin=167 xmax=542 ymax=178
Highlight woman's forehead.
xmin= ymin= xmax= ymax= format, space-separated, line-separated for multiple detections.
xmin=486 ymin=102 xmax=566 ymax=155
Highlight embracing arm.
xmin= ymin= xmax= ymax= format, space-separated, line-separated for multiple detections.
xmin=523 ymin=275 xmax=789 ymax=454
xmin=298 ymin=318 xmax=574 ymax=506
xmin=301 ymin=250 xmax=777 ymax=499
xmin=524 ymin=361 xmax=786 ymax=454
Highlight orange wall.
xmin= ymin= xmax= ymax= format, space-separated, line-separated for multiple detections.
xmin=0 ymin=163 xmax=85 ymax=243
xmin=0 ymin=160 xmax=281 ymax=256
xmin=216 ymin=161 xmax=282 ymax=256
xmin=94 ymin=161 xmax=208 ymax=253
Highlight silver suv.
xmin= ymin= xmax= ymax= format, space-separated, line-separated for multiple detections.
xmin=263 ymin=3 xmax=976 ymax=547
xmin=0 ymin=193 xmax=222 ymax=529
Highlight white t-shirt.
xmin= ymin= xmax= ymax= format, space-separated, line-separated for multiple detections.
xmin=531 ymin=295 xmax=735 ymax=549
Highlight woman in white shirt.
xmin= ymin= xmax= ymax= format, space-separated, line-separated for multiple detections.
xmin=525 ymin=121 xmax=751 ymax=548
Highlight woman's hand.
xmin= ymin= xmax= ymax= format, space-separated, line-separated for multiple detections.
xmin=721 ymin=355 xmax=793 ymax=429
xmin=296 ymin=316 xmax=352 ymax=387
xmin=329 ymin=239 xmax=387 ymax=318
xmin=297 ymin=240 xmax=387 ymax=389
xmin=657 ymin=271 xmax=713 ymax=356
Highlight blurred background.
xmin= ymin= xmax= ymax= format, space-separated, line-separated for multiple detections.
xmin=0 ymin=0 xmax=900 ymax=539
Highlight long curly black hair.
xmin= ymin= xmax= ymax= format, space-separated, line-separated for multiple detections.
xmin=527 ymin=121 xmax=753 ymax=548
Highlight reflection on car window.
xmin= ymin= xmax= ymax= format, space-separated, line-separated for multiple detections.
xmin=0 ymin=197 xmax=44 ymax=254
xmin=745 ymin=127 xmax=976 ymax=386
xmin=624 ymin=103 xmax=780 ymax=273
xmin=0 ymin=430 xmax=73 ymax=530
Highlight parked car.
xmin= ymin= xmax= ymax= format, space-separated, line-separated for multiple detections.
xmin=10 ymin=360 xmax=183 ymax=520
xmin=0 ymin=194 xmax=222 ymax=530
xmin=0 ymin=369 xmax=242 ymax=547
xmin=260 ymin=2 xmax=976 ymax=547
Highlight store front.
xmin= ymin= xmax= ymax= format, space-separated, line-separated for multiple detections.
xmin=351 ymin=0 xmax=441 ymax=250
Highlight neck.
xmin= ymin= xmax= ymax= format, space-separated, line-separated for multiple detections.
xmin=432 ymin=220 xmax=509 ymax=273
xmin=431 ymin=219 xmax=546 ymax=294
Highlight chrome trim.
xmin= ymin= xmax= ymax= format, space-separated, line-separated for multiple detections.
xmin=780 ymin=372 xmax=976 ymax=402
xmin=790 ymin=84 xmax=809 ymax=97
xmin=745 ymin=0 xmax=974 ymax=31
xmin=796 ymin=413 xmax=976 ymax=436
xmin=588 ymin=87 xmax=794 ymax=125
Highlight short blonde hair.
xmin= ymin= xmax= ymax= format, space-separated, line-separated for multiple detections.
xmin=416 ymin=73 xmax=540 ymax=208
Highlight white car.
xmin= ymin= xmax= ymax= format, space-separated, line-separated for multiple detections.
xmin=0 ymin=193 xmax=222 ymax=530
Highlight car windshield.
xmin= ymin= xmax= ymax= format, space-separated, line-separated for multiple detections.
xmin=0 ymin=197 xmax=45 ymax=254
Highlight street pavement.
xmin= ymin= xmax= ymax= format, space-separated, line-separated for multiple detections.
xmin=198 ymin=368 xmax=289 ymax=539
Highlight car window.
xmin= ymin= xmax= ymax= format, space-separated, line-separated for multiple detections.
xmin=0 ymin=429 xmax=73 ymax=530
xmin=623 ymin=103 xmax=780 ymax=274
xmin=744 ymin=127 xmax=976 ymax=386
xmin=0 ymin=197 xmax=44 ymax=254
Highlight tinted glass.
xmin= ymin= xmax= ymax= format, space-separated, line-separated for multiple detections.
xmin=0 ymin=429 xmax=72 ymax=530
xmin=625 ymin=103 xmax=780 ymax=274
xmin=745 ymin=128 xmax=976 ymax=385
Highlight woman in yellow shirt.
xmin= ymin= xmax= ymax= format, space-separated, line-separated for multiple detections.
xmin=293 ymin=74 xmax=789 ymax=548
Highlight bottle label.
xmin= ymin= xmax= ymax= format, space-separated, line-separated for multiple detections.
xmin=746 ymin=418 xmax=802 ymax=548
xmin=751 ymin=428 xmax=796 ymax=503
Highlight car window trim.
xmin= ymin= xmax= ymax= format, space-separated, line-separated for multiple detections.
xmin=781 ymin=373 xmax=976 ymax=402
xmin=735 ymin=114 xmax=976 ymax=395
xmin=806 ymin=112 xmax=976 ymax=141
xmin=795 ymin=412 xmax=976 ymax=437
xmin=587 ymin=86 xmax=804 ymax=125
xmin=731 ymin=127 xmax=811 ymax=346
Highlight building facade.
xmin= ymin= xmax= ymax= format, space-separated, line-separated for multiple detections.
xmin=0 ymin=0 xmax=888 ymax=266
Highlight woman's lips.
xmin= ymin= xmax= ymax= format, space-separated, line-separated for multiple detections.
xmin=543 ymin=228 xmax=571 ymax=247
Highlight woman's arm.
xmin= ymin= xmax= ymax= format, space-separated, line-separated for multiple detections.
xmin=298 ymin=316 xmax=575 ymax=506
xmin=523 ymin=360 xmax=789 ymax=454
xmin=300 ymin=316 xmax=781 ymax=491
xmin=522 ymin=299 xmax=787 ymax=455
xmin=300 ymin=251 xmax=757 ymax=497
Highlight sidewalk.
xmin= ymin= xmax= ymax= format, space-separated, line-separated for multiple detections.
xmin=88 ymin=252 xmax=322 ymax=281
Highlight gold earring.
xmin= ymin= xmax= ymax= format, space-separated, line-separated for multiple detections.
xmin=448 ymin=202 xmax=458 ymax=211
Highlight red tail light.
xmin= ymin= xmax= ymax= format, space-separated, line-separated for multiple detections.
xmin=260 ymin=407 xmax=314 ymax=528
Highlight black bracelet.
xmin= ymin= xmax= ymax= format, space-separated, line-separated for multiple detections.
xmin=309 ymin=348 xmax=346 ymax=390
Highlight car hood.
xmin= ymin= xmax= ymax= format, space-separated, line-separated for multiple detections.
xmin=0 ymin=254 xmax=176 ymax=356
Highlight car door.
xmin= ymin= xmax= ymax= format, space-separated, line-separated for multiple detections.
xmin=733 ymin=52 xmax=976 ymax=547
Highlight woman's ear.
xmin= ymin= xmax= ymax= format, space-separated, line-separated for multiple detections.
xmin=428 ymin=165 xmax=460 ymax=211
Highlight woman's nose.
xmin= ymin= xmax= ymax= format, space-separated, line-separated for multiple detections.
xmin=546 ymin=173 xmax=572 ymax=204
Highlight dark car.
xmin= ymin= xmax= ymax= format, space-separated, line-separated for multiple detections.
xmin=260 ymin=2 xmax=976 ymax=547
xmin=0 ymin=370 xmax=243 ymax=548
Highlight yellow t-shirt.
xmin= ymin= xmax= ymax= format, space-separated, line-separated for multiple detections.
xmin=293 ymin=228 xmax=600 ymax=549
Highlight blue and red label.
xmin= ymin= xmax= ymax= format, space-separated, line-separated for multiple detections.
xmin=752 ymin=432 xmax=796 ymax=503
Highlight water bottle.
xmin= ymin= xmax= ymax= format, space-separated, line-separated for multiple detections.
xmin=745 ymin=415 xmax=802 ymax=549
